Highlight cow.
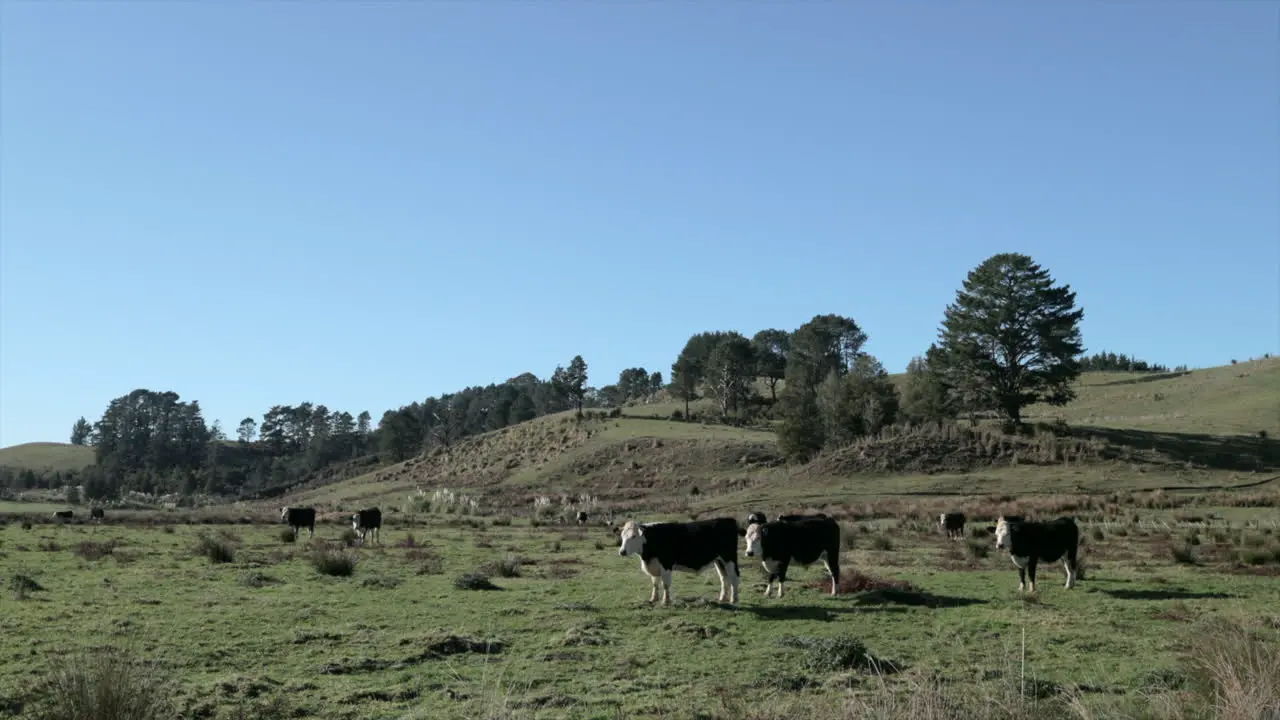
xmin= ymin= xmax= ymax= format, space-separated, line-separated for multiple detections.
xmin=52 ymin=510 xmax=74 ymax=522
xmin=746 ymin=511 xmax=767 ymax=527
xmin=280 ymin=506 xmax=316 ymax=539
xmin=939 ymin=512 xmax=966 ymax=540
xmin=615 ymin=517 xmax=740 ymax=606
xmin=575 ymin=511 xmax=588 ymax=526
xmin=90 ymin=508 xmax=105 ymax=523
xmin=746 ymin=511 xmax=825 ymax=526
xmin=987 ymin=515 xmax=1080 ymax=593
xmin=351 ymin=508 xmax=382 ymax=544
xmin=741 ymin=515 xmax=842 ymax=598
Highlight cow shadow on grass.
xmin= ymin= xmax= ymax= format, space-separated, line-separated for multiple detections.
xmin=740 ymin=604 xmax=872 ymax=622
xmin=1098 ymin=588 xmax=1236 ymax=601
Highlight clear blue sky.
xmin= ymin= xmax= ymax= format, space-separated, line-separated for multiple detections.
xmin=2 ymin=2 xmax=1277 ymax=448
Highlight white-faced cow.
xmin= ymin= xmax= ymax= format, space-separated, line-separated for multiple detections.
xmin=988 ymin=515 xmax=1080 ymax=593
xmin=741 ymin=515 xmax=842 ymax=598
xmin=351 ymin=508 xmax=382 ymax=544
xmin=939 ymin=512 xmax=966 ymax=540
xmin=615 ymin=518 xmax=740 ymax=606
xmin=90 ymin=508 xmax=105 ymax=523
xmin=52 ymin=510 xmax=74 ymax=522
xmin=281 ymin=506 xmax=316 ymax=539
xmin=575 ymin=511 xmax=588 ymax=526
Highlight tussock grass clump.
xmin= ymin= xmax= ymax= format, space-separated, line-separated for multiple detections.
xmin=454 ymin=572 xmax=499 ymax=591
xmin=1183 ymin=618 xmax=1280 ymax=720
xmin=32 ymin=647 xmax=173 ymax=720
xmin=310 ymin=548 xmax=357 ymax=577
xmin=10 ymin=571 xmax=43 ymax=600
xmin=240 ymin=572 xmax=281 ymax=589
xmin=338 ymin=529 xmax=359 ymax=548
xmin=192 ymin=534 xmax=235 ymax=564
xmin=870 ymin=535 xmax=894 ymax=552
xmin=776 ymin=634 xmax=896 ymax=675
xmin=278 ymin=528 xmax=297 ymax=544
xmin=73 ymin=540 xmax=118 ymax=561
xmin=966 ymin=538 xmax=990 ymax=560
xmin=480 ymin=555 xmax=523 ymax=578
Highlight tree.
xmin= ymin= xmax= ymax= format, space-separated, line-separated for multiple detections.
xmin=552 ymin=355 xmax=589 ymax=416
xmin=936 ymin=253 xmax=1085 ymax=424
xmin=705 ymin=333 xmax=756 ymax=417
xmin=776 ymin=314 xmax=869 ymax=459
xmin=900 ymin=346 xmax=956 ymax=425
xmin=670 ymin=350 xmax=700 ymax=418
xmin=751 ymin=329 xmax=791 ymax=402
xmin=648 ymin=371 xmax=663 ymax=396
xmin=236 ymin=417 xmax=257 ymax=444
xmin=70 ymin=417 xmax=92 ymax=446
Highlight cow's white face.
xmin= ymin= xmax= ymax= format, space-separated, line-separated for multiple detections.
xmin=994 ymin=517 xmax=1011 ymax=549
xmin=351 ymin=514 xmax=361 ymax=530
xmin=939 ymin=513 xmax=947 ymax=527
xmin=280 ymin=507 xmax=289 ymax=521
xmin=617 ymin=521 xmax=645 ymax=557
xmin=743 ymin=523 xmax=764 ymax=557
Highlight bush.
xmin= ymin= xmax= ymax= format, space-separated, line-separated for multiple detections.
xmin=1170 ymin=544 xmax=1197 ymax=565
xmin=339 ymin=529 xmax=359 ymax=547
xmin=193 ymin=534 xmax=235 ymax=564
xmin=480 ymin=556 xmax=523 ymax=578
xmin=310 ymin=548 xmax=357 ymax=577
xmin=966 ymin=539 xmax=989 ymax=560
xmin=776 ymin=634 xmax=895 ymax=674
xmin=870 ymin=535 xmax=894 ymax=551
xmin=32 ymin=646 xmax=173 ymax=720
xmin=278 ymin=528 xmax=297 ymax=544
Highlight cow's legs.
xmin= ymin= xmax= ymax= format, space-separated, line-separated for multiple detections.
xmin=308 ymin=524 xmax=315 ymax=538
xmin=726 ymin=561 xmax=739 ymax=604
xmin=1064 ymin=547 xmax=1078 ymax=589
xmin=823 ymin=557 xmax=840 ymax=596
xmin=648 ymin=576 xmax=660 ymax=603
xmin=1017 ymin=566 xmax=1027 ymax=593
xmin=660 ymin=569 xmax=673 ymax=606
xmin=713 ymin=559 xmax=729 ymax=603
xmin=1027 ymin=560 xmax=1039 ymax=594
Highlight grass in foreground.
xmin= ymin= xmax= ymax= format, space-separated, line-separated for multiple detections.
xmin=1 ymin=505 xmax=1277 ymax=719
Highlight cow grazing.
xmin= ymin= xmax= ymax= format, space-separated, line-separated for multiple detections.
xmin=988 ymin=516 xmax=1080 ymax=593
xmin=939 ymin=512 xmax=966 ymax=540
xmin=90 ymin=508 xmax=105 ymax=523
xmin=280 ymin=506 xmax=316 ymax=539
xmin=52 ymin=510 xmax=73 ymax=522
xmin=351 ymin=508 xmax=382 ymax=544
xmin=741 ymin=515 xmax=842 ymax=597
xmin=615 ymin=518 xmax=740 ymax=606
xmin=576 ymin=511 xmax=588 ymax=526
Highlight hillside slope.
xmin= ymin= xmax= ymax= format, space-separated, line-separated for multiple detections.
xmin=0 ymin=442 xmax=95 ymax=472
xmin=279 ymin=358 xmax=1279 ymax=512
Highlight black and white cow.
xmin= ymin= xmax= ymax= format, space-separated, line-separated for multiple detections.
xmin=987 ymin=515 xmax=1079 ymax=593
xmin=615 ymin=518 xmax=740 ymax=606
xmin=52 ymin=510 xmax=73 ymax=522
xmin=351 ymin=508 xmax=382 ymax=544
xmin=746 ymin=511 xmax=767 ymax=527
xmin=576 ymin=511 xmax=588 ymax=526
xmin=90 ymin=507 xmax=105 ymax=523
xmin=741 ymin=515 xmax=842 ymax=597
xmin=939 ymin=512 xmax=966 ymax=540
xmin=281 ymin=506 xmax=316 ymax=539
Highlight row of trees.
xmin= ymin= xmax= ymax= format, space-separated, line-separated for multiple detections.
xmin=25 ymin=252 xmax=1181 ymax=497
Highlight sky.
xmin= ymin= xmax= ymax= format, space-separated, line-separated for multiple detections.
xmin=1 ymin=2 xmax=1277 ymax=448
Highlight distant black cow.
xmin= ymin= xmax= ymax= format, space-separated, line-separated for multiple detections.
xmin=576 ymin=511 xmax=588 ymax=525
xmin=90 ymin=508 xmax=105 ymax=523
xmin=615 ymin=517 xmax=740 ymax=606
xmin=741 ymin=515 xmax=842 ymax=597
xmin=280 ymin=506 xmax=316 ymax=539
xmin=987 ymin=515 xmax=1080 ymax=593
xmin=746 ymin=511 xmax=825 ymax=526
xmin=351 ymin=508 xmax=382 ymax=544
xmin=52 ymin=510 xmax=73 ymax=521
xmin=939 ymin=512 xmax=966 ymax=540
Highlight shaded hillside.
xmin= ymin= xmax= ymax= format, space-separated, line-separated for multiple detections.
xmin=0 ymin=443 xmax=95 ymax=472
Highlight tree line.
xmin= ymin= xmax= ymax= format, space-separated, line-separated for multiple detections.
xmin=4 ymin=252 xmax=1184 ymax=499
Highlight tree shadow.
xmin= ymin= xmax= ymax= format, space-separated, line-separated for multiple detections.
xmin=1099 ymin=588 xmax=1235 ymax=601
xmin=849 ymin=587 xmax=988 ymax=609
xmin=1095 ymin=372 xmax=1192 ymax=387
xmin=1068 ymin=426 xmax=1280 ymax=473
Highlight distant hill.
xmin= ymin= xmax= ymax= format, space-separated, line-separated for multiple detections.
xmin=277 ymin=357 xmax=1280 ymax=512
xmin=0 ymin=442 xmax=96 ymax=472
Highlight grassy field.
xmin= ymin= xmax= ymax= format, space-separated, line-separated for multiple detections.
xmin=0 ymin=442 xmax=94 ymax=473
xmin=1 ymin=500 xmax=1277 ymax=719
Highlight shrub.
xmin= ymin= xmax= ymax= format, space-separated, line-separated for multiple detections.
xmin=776 ymin=634 xmax=895 ymax=674
xmin=278 ymin=528 xmax=297 ymax=544
xmin=1170 ymin=544 xmax=1197 ymax=565
xmin=193 ymin=534 xmax=235 ymax=564
xmin=339 ymin=529 xmax=359 ymax=547
xmin=966 ymin=539 xmax=989 ymax=560
xmin=310 ymin=548 xmax=357 ymax=577
xmin=870 ymin=535 xmax=894 ymax=551
xmin=32 ymin=646 xmax=173 ymax=720
xmin=480 ymin=556 xmax=523 ymax=578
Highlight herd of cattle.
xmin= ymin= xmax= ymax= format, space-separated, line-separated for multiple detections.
xmin=50 ymin=504 xmax=1081 ymax=603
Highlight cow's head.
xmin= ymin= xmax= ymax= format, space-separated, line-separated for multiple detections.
xmin=746 ymin=511 xmax=766 ymax=527
xmin=616 ymin=520 xmax=645 ymax=557
xmin=939 ymin=513 xmax=948 ymax=527
xmin=280 ymin=507 xmax=290 ymax=522
xmin=743 ymin=522 xmax=765 ymax=557
xmin=350 ymin=512 xmax=361 ymax=530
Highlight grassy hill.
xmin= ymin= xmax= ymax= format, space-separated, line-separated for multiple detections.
xmin=0 ymin=442 xmax=95 ymax=472
xmin=278 ymin=357 xmax=1280 ymax=514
